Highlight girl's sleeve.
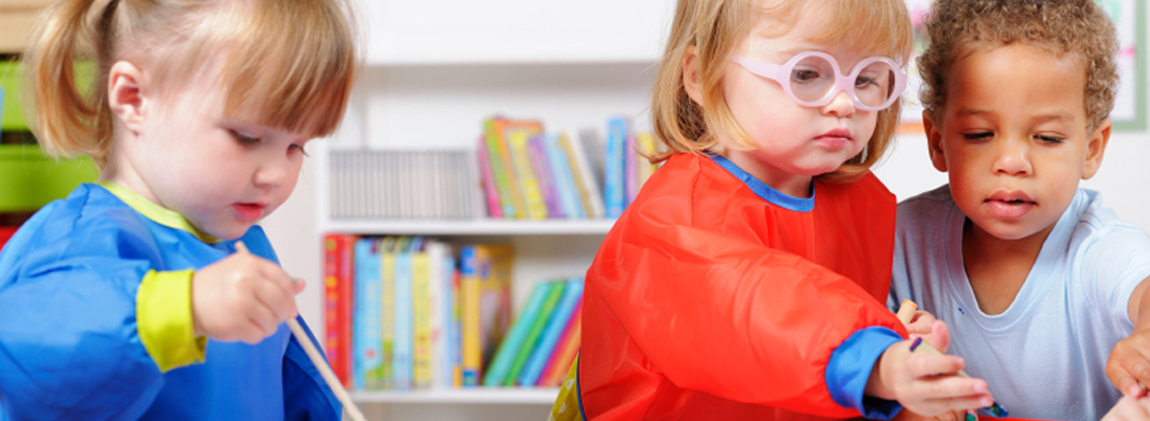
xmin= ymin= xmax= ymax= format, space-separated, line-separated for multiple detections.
xmin=591 ymin=212 xmax=907 ymax=418
xmin=0 ymin=220 xmax=169 ymax=420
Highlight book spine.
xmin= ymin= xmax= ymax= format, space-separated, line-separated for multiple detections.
xmin=426 ymin=242 xmax=450 ymax=390
xmin=518 ymin=279 xmax=583 ymax=386
xmin=411 ymin=248 xmax=432 ymax=389
xmin=508 ymin=129 xmax=549 ymax=220
xmin=450 ymin=266 xmax=463 ymax=387
xmin=354 ymin=238 xmax=383 ymax=390
xmin=543 ymin=132 xmax=584 ymax=219
xmin=624 ymin=132 xmax=638 ymax=206
xmin=539 ymin=304 xmax=582 ymax=387
xmin=475 ymin=135 xmax=502 ymax=218
xmin=481 ymin=281 xmax=553 ymax=386
xmin=604 ymin=117 xmax=627 ymax=218
xmin=352 ymin=239 xmax=368 ymax=390
xmin=323 ymin=233 xmax=354 ymax=388
xmin=527 ymin=134 xmax=563 ymax=218
xmin=482 ymin=118 xmax=523 ymax=218
xmin=482 ymin=244 xmax=515 ymax=365
xmin=379 ymin=237 xmax=397 ymax=389
xmin=459 ymin=245 xmax=482 ymax=387
xmin=563 ymin=130 xmax=605 ymax=218
xmin=636 ymin=132 xmax=658 ymax=187
xmin=504 ymin=281 xmax=566 ymax=386
xmin=393 ymin=242 xmax=414 ymax=390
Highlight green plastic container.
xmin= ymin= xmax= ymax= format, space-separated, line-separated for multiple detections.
xmin=0 ymin=61 xmax=27 ymax=132
xmin=0 ymin=145 xmax=98 ymax=212
xmin=1 ymin=60 xmax=94 ymax=131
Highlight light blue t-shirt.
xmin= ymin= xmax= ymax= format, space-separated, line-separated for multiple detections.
xmin=889 ymin=185 xmax=1150 ymax=420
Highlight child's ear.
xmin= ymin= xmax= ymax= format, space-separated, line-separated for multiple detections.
xmin=107 ymin=61 xmax=147 ymax=135
xmin=682 ymin=46 xmax=704 ymax=106
xmin=922 ymin=110 xmax=948 ymax=172
xmin=1081 ymin=118 xmax=1112 ymax=180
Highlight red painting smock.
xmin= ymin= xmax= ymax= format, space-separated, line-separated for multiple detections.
xmin=579 ymin=152 xmax=907 ymax=420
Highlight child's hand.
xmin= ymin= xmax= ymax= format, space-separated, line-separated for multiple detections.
xmin=1109 ymin=329 xmax=1150 ymax=398
xmin=1104 ymin=395 xmax=1150 ymax=420
xmin=191 ymin=252 xmax=305 ymax=344
xmin=867 ymin=320 xmax=994 ymax=416
xmin=905 ymin=310 xmax=938 ymax=337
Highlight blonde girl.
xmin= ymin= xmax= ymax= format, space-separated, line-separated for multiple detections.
xmin=0 ymin=0 xmax=357 ymax=419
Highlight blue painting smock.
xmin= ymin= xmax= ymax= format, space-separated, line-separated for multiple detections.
xmin=0 ymin=183 xmax=340 ymax=420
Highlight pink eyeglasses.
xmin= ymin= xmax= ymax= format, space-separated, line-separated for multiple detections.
xmin=730 ymin=51 xmax=907 ymax=112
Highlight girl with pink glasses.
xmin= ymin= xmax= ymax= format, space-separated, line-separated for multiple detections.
xmin=551 ymin=0 xmax=998 ymax=419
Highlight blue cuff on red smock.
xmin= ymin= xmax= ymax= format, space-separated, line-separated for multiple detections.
xmin=826 ymin=326 xmax=903 ymax=420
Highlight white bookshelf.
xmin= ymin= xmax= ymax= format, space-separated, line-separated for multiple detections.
xmin=351 ymin=388 xmax=560 ymax=405
xmin=312 ymin=1 xmax=675 ymax=419
xmin=323 ymin=218 xmax=616 ymax=236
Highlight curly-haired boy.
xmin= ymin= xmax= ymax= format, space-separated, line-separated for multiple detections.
xmin=888 ymin=0 xmax=1150 ymax=419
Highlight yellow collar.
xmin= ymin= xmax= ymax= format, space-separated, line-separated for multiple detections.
xmin=96 ymin=181 xmax=221 ymax=244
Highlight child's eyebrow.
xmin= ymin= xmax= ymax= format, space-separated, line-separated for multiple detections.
xmin=1030 ymin=112 xmax=1077 ymax=124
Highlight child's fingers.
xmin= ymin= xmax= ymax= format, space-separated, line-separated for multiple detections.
xmin=243 ymin=305 xmax=281 ymax=344
xmin=906 ymin=352 xmax=967 ymax=379
xmin=254 ymin=261 xmax=300 ymax=316
xmin=917 ymin=392 xmax=995 ymax=415
xmin=1111 ymin=368 xmax=1148 ymax=398
xmin=925 ymin=320 xmax=951 ymax=353
xmin=292 ymin=278 xmax=306 ymax=294
xmin=252 ymin=275 xmax=299 ymax=322
xmin=906 ymin=311 xmax=936 ymax=336
xmin=1103 ymin=395 xmax=1150 ymax=421
xmin=910 ymin=375 xmax=989 ymax=402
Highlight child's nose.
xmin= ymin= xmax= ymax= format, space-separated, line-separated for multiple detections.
xmin=254 ymin=160 xmax=289 ymax=188
xmin=820 ymin=89 xmax=856 ymax=118
xmin=992 ymin=138 xmax=1033 ymax=176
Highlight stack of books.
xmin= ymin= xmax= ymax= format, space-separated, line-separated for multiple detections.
xmin=477 ymin=116 xmax=662 ymax=220
xmin=329 ymin=150 xmax=483 ymax=220
xmin=322 ymin=233 xmax=581 ymax=390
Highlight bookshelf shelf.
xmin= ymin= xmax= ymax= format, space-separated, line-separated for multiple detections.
xmin=351 ymin=388 xmax=559 ymax=405
xmin=324 ymin=219 xmax=617 ymax=236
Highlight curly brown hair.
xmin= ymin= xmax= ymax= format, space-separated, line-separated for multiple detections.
xmin=917 ymin=0 xmax=1118 ymax=131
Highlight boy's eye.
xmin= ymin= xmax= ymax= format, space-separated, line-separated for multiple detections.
xmin=1036 ymin=134 xmax=1065 ymax=143
xmin=962 ymin=132 xmax=993 ymax=141
xmin=229 ymin=130 xmax=262 ymax=146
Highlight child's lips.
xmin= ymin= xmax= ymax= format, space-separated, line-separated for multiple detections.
xmin=233 ymin=203 xmax=266 ymax=221
xmin=984 ymin=193 xmax=1035 ymax=219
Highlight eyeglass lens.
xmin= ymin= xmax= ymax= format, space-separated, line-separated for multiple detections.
xmin=789 ymin=55 xmax=896 ymax=108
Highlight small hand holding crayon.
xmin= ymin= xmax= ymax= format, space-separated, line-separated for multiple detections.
xmin=894 ymin=300 xmax=1008 ymax=419
xmin=1107 ymin=326 xmax=1150 ymax=398
xmin=191 ymin=243 xmax=304 ymax=343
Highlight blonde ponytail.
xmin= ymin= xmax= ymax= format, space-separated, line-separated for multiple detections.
xmin=23 ymin=0 xmax=118 ymax=167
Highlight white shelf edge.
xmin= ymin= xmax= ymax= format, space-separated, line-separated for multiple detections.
xmin=351 ymin=387 xmax=559 ymax=404
xmin=363 ymin=56 xmax=659 ymax=68
xmin=323 ymin=219 xmax=616 ymax=235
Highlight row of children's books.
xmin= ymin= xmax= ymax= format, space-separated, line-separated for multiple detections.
xmin=322 ymin=233 xmax=581 ymax=390
xmin=478 ymin=116 xmax=662 ymax=220
xmin=329 ymin=150 xmax=483 ymax=220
